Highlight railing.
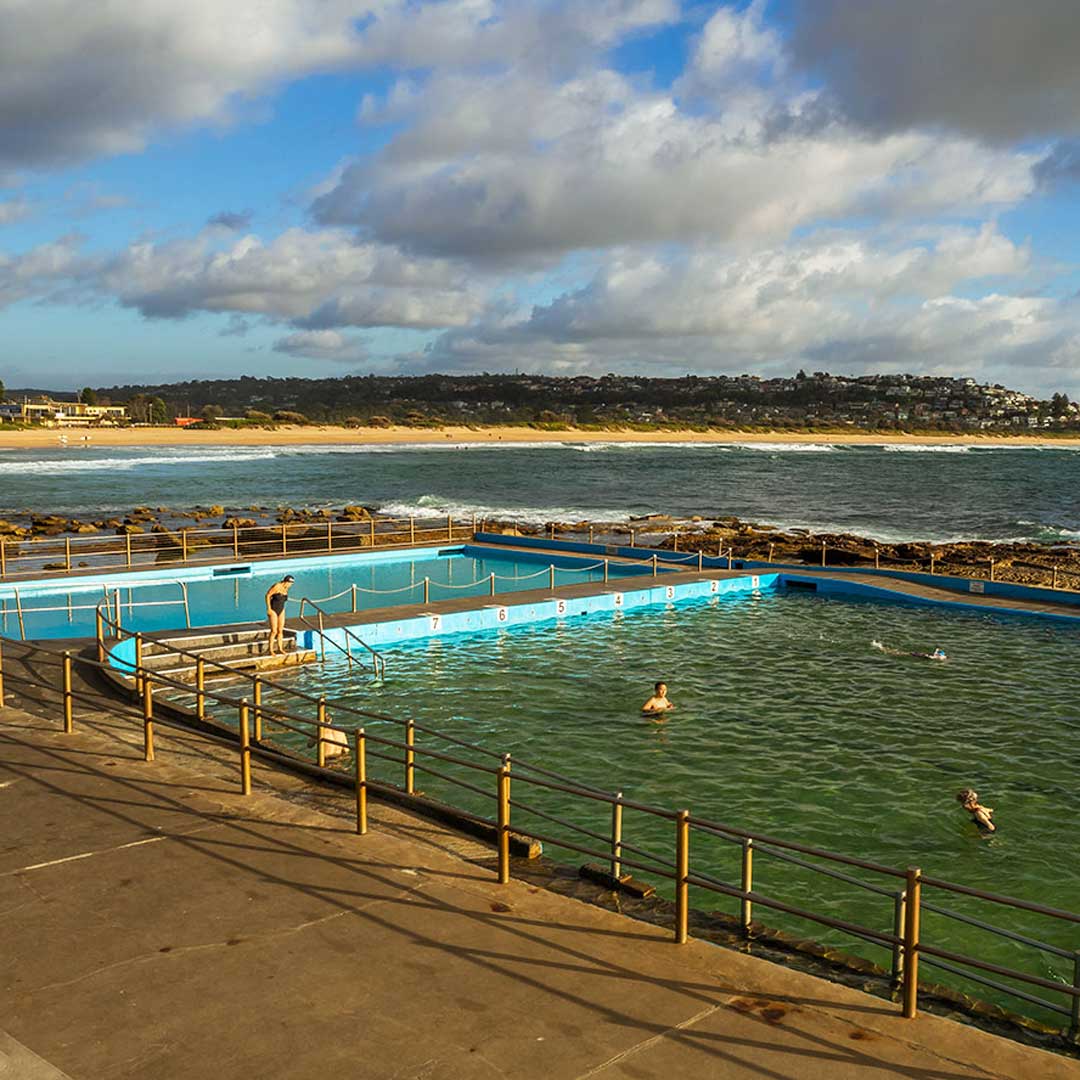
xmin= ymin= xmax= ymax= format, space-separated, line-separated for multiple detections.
xmin=539 ymin=520 xmax=1079 ymax=594
xmin=15 ymin=624 xmax=1080 ymax=1037
xmin=2 ymin=580 xmax=191 ymax=642
xmin=0 ymin=514 xmax=476 ymax=582
xmin=296 ymin=597 xmax=386 ymax=678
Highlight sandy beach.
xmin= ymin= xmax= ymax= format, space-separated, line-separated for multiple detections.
xmin=1 ymin=424 xmax=1078 ymax=450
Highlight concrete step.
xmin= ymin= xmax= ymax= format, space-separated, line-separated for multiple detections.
xmin=141 ymin=636 xmax=299 ymax=670
xmin=148 ymin=648 xmax=318 ymax=684
xmin=146 ymin=628 xmax=283 ymax=653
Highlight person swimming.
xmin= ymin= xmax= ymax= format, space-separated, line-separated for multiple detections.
xmin=642 ymin=681 xmax=674 ymax=714
xmin=957 ymin=788 xmax=995 ymax=832
xmin=872 ymin=641 xmax=948 ymax=661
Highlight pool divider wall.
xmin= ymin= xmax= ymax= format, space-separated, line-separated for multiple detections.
xmin=305 ymin=571 xmax=780 ymax=651
xmin=475 ymin=534 xmax=1080 ymax=619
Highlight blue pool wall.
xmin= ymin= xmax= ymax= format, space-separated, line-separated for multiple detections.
xmin=302 ymin=571 xmax=781 ymax=652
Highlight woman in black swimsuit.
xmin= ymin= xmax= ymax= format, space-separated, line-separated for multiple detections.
xmin=265 ymin=575 xmax=295 ymax=655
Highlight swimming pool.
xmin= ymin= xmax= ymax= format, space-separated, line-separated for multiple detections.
xmin=0 ymin=544 xmax=659 ymax=640
xmin=246 ymin=588 xmax=1080 ymax=1023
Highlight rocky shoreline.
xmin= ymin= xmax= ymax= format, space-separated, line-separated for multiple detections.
xmin=0 ymin=505 xmax=1078 ymax=591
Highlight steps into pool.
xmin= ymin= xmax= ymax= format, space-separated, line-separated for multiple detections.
xmin=141 ymin=628 xmax=318 ymax=682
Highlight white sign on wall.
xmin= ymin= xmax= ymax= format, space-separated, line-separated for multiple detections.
xmin=969 ymin=580 xmax=985 ymax=594
xmin=751 ymin=575 xmax=760 ymax=589
xmin=710 ymin=579 xmax=719 ymax=594
xmin=613 ymin=592 xmax=623 ymax=607
xmin=555 ymin=599 xmax=567 ymax=616
xmin=665 ymin=585 xmax=675 ymax=600
xmin=429 ymin=614 xmax=441 ymax=632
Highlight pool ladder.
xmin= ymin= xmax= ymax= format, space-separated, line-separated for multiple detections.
xmin=296 ymin=596 xmax=386 ymax=679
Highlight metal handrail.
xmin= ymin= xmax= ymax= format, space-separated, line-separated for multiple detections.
xmin=11 ymin=630 xmax=1080 ymax=1032
xmin=296 ymin=596 xmax=386 ymax=678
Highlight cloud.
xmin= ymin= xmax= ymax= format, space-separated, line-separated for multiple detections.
xmin=787 ymin=0 xmax=1080 ymax=144
xmin=273 ymin=328 xmax=367 ymax=362
xmin=207 ymin=210 xmax=254 ymax=231
xmin=392 ymin=225 xmax=1079 ymax=394
xmin=0 ymin=197 xmax=35 ymax=225
xmin=0 ymin=0 xmax=677 ymax=173
xmin=313 ymin=8 xmax=1036 ymax=262
xmin=0 ymin=226 xmax=487 ymax=333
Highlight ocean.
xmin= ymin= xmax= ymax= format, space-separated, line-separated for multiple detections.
xmin=1 ymin=440 xmax=1078 ymax=545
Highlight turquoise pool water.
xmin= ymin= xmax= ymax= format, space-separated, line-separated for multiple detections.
xmin=253 ymin=589 xmax=1080 ymax=1024
xmin=0 ymin=547 xmax=647 ymax=640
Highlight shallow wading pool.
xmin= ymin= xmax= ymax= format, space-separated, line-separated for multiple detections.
xmin=0 ymin=544 xmax=662 ymax=640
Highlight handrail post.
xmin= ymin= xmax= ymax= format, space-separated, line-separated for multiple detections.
xmin=369 ymin=517 xmax=376 ymax=547
xmin=891 ymin=889 xmax=907 ymax=992
xmin=195 ymin=656 xmax=206 ymax=720
xmin=351 ymin=583 xmax=358 ymax=613
xmin=489 ymin=572 xmax=496 ymax=596
xmin=114 ymin=589 xmax=122 ymax=633
xmin=125 ymin=531 xmax=132 ymax=568
xmin=424 ymin=577 xmax=430 ymax=604
xmin=821 ymin=540 xmax=827 ymax=567
xmin=0 ymin=537 xmax=6 ymax=577
xmin=405 ymin=719 xmax=415 ymax=794
xmin=317 ymin=697 xmax=328 ymax=768
xmin=768 ymin=542 xmax=774 ymax=563
xmin=281 ymin=523 xmax=288 ymax=555
xmin=989 ymin=558 xmax=995 ymax=582
xmin=62 ymin=651 xmax=73 ymax=734
xmin=740 ymin=838 xmax=753 ymax=936
xmin=447 ymin=514 xmax=453 ymax=541
xmin=410 ymin=517 xmax=416 ymax=545
xmin=610 ymin=792 xmax=623 ymax=880
xmin=239 ymin=700 xmax=251 ymax=795
xmin=0 ymin=637 xmax=5 ymax=709
xmin=603 ymin=559 xmax=609 ymax=583
xmin=181 ymin=528 xmax=188 ymax=562
xmin=901 ymin=866 xmax=921 ymax=1018
xmin=233 ymin=522 xmax=240 ymax=558
xmin=675 ymin=809 xmax=690 ymax=944
xmin=875 ymin=545 xmax=880 ymax=570
xmin=496 ymin=766 xmax=511 ymax=884
xmin=65 ymin=536 xmax=72 ymax=571
xmin=549 ymin=565 xmax=555 ymax=590
xmin=549 ymin=522 xmax=555 ymax=541
xmin=355 ymin=728 xmax=368 ymax=835
xmin=253 ymin=676 xmax=262 ymax=741
xmin=142 ymin=672 xmax=155 ymax=762
xmin=651 ymin=554 xmax=658 ymax=577
xmin=134 ymin=633 xmax=144 ymax=695
xmin=629 ymin=528 xmax=635 ymax=547
xmin=327 ymin=520 xmax=333 ymax=554
xmin=1069 ymin=951 xmax=1080 ymax=1041
xmin=96 ymin=609 xmax=105 ymax=663
xmin=697 ymin=550 xmax=703 ymax=571
xmin=1053 ymin=565 xmax=1059 ymax=590
xmin=317 ymin=611 xmax=326 ymax=663
xmin=929 ymin=553 xmax=936 ymax=575
xmin=14 ymin=588 xmax=25 ymax=640
xmin=588 ymin=524 xmax=594 ymax=544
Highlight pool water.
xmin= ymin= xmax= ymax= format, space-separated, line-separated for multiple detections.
xmin=256 ymin=589 xmax=1080 ymax=1023
xmin=0 ymin=548 xmax=641 ymax=640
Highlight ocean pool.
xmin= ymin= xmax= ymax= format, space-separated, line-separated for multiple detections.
xmin=251 ymin=588 xmax=1080 ymax=1022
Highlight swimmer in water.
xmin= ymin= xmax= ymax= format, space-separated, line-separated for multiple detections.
xmin=265 ymin=574 xmax=295 ymax=655
xmin=957 ymin=789 xmax=995 ymax=832
xmin=642 ymin=681 xmax=674 ymax=714
xmin=872 ymin=641 xmax=948 ymax=661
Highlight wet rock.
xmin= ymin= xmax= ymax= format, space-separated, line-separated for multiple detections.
xmin=116 ymin=524 xmax=144 ymax=534
xmin=223 ymin=517 xmax=258 ymax=529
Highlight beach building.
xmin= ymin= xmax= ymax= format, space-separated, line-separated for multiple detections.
xmin=1 ymin=396 xmax=127 ymax=426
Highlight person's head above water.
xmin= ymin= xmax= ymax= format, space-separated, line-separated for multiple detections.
xmin=655 ymin=681 xmax=667 ymax=695
xmin=956 ymin=788 xmax=978 ymax=806
xmin=282 ymin=575 xmax=295 ymax=586
xmin=930 ymin=648 xmax=947 ymax=660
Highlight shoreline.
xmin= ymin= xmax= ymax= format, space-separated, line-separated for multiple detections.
xmin=0 ymin=424 xmax=1078 ymax=450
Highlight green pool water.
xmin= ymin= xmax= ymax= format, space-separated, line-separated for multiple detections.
xmin=248 ymin=590 xmax=1080 ymax=1024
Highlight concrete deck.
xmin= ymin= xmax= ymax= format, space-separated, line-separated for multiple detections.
xmin=2 ymin=672 xmax=1078 ymax=1079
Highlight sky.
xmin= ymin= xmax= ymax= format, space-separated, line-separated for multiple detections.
xmin=2 ymin=0 xmax=1080 ymax=396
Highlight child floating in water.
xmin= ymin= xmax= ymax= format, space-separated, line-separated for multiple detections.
xmin=957 ymin=789 xmax=995 ymax=832
xmin=642 ymin=681 xmax=674 ymax=714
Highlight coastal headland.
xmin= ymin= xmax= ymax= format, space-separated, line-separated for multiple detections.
xmin=2 ymin=424 xmax=1080 ymax=450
